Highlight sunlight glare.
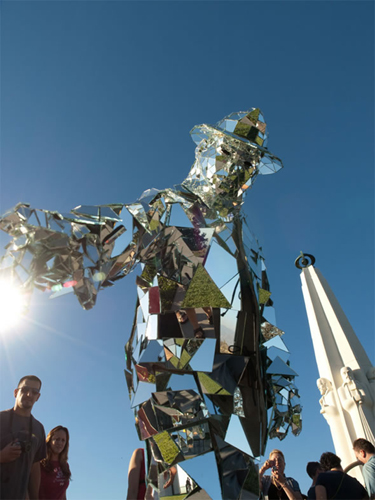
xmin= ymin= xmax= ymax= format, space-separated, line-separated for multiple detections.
xmin=0 ymin=281 xmax=28 ymax=332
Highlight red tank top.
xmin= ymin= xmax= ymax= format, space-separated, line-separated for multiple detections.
xmin=39 ymin=461 xmax=70 ymax=500
xmin=138 ymin=448 xmax=146 ymax=500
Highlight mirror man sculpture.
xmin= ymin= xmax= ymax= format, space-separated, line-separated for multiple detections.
xmin=0 ymin=108 xmax=301 ymax=499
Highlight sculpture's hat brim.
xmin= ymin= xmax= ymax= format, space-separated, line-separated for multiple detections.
xmin=190 ymin=108 xmax=283 ymax=175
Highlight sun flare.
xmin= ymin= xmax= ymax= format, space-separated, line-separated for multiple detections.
xmin=0 ymin=281 xmax=28 ymax=332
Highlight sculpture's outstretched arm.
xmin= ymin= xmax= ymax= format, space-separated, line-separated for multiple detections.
xmin=0 ymin=202 xmax=140 ymax=310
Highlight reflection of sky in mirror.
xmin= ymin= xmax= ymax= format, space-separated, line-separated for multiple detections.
xmin=189 ymin=339 xmax=215 ymax=372
xmin=225 ymin=415 xmax=256 ymax=458
xmin=179 ymin=451 xmax=222 ymax=500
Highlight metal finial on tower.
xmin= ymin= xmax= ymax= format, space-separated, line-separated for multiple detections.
xmin=295 ymin=251 xmax=316 ymax=269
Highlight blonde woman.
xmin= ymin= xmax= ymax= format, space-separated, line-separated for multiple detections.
xmin=39 ymin=426 xmax=71 ymax=500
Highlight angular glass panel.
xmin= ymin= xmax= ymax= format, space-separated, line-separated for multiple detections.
xmin=137 ymin=403 xmax=158 ymax=440
xmin=279 ymin=389 xmax=289 ymax=400
xmin=167 ymin=373 xmax=199 ymax=393
xmin=267 ymin=357 xmax=298 ymax=377
xmin=197 ymin=372 xmax=231 ymax=396
xmin=157 ymin=464 xmax=194 ymax=498
xmin=262 ymin=305 xmax=276 ymax=325
xmin=27 ymin=211 xmax=41 ymax=227
xmin=131 ymin=381 xmax=156 ymax=408
xmin=261 ymin=321 xmax=285 ymax=342
xmin=111 ymin=208 xmax=134 ymax=256
xmin=204 ymin=240 xmax=238 ymax=289
xmin=181 ymin=264 xmax=231 ymax=309
xmin=266 ymin=346 xmax=290 ymax=363
xmin=263 ymin=335 xmax=289 ymax=352
xmin=145 ymin=314 xmax=158 ymax=340
xmin=220 ymin=276 xmax=240 ymax=310
xmin=178 ymin=450 xmax=222 ymax=500
xmin=258 ymin=288 xmax=272 ymax=305
xmin=138 ymin=340 xmax=165 ymax=363
xmin=273 ymin=377 xmax=292 ymax=389
xmin=275 ymin=404 xmax=289 ymax=416
xmin=225 ymin=415 xmax=255 ymax=457
xmin=168 ymin=203 xmax=194 ymax=228
xmin=72 ymin=205 xmax=99 ymax=218
xmin=139 ymin=292 xmax=150 ymax=323
xmin=152 ymin=431 xmax=181 ymax=465
xmin=133 ymin=337 xmax=142 ymax=363
xmin=189 ymin=339 xmax=216 ymax=372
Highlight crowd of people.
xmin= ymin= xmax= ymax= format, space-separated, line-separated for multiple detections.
xmin=126 ymin=445 xmax=375 ymax=500
xmin=1 ymin=375 xmax=374 ymax=500
xmin=0 ymin=375 xmax=70 ymax=500
xmin=259 ymin=445 xmax=374 ymax=500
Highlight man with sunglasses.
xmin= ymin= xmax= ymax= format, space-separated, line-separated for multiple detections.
xmin=0 ymin=375 xmax=46 ymax=499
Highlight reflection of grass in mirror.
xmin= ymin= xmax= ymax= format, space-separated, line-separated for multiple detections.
xmin=156 ymin=371 xmax=171 ymax=391
xmin=242 ymin=459 xmax=260 ymax=497
xmin=160 ymin=495 xmax=187 ymax=500
xmin=179 ymin=349 xmax=191 ymax=368
xmin=140 ymin=264 xmax=156 ymax=285
xmin=181 ymin=264 xmax=231 ymax=308
xmin=140 ymin=266 xmax=179 ymax=311
xmin=153 ymin=431 xmax=180 ymax=464
xmin=197 ymin=372 xmax=231 ymax=395
xmin=168 ymin=356 xmax=179 ymax=368
xmin=168 ymin=349 xmax=191 ymax=369
xmin=158 ymin=276 xmax=179 ymax=311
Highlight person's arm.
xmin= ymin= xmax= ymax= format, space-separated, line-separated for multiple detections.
xmin=127 ymin=449 xmax=144 ymax=500
xmin=28 ymin=461 xmax=41 ymax=499
xmin=280 ymin=480 xmax=303 ymax=500
xmin=315 ymin=485 xmax=327 ymax=500
xmin=259 ymin=459 xmax=272 ymax=489
xmin=271 ymin=472 xmax=302 ymax=500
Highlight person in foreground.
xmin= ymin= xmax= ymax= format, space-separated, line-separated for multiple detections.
xmin=306 ymin=461 xmax=324 ymax=499
xmin=39 ymin=425 xmax=71 ymax=500
xmin=0 ymin=375 xmax=46 ymax=500
xmin=353 ymin=438 xmax=375 ymax=499
xmin=259 ymin=449 xmax=303 ymax=500
xmin=127 ymin=448 xmax=147 ymax=500
xmin=315 ymin=451 xmax=368 ymax=500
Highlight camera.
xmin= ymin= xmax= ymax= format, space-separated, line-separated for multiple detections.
xmin=14 ymin=440 xmax=32 ymax=453
xmin=272 ymin=466 xmax=278 ymax=472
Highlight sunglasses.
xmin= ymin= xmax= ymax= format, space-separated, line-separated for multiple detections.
xmin=19 ymin=386 xmax=40 ymax=396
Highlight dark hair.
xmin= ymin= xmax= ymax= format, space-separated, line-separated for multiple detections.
xmin=320 ymin=452 xmax=341 ymax=470
xmin=41 ymin=426 xmax=71 ymax=480
xmin=18 ymin=375 xmax=42 ymax=390
xmin=306 ymin=461 xmax=322 ymax=479
xmin=353 ymin=438 xmax=375 ymax=454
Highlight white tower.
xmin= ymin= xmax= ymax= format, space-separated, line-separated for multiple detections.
xmin=296 ymin=253 xmax=375 ymax=483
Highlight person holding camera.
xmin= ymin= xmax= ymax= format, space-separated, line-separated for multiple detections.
xmin=259 ymin=449 xmax=303 ymax=500
xmin=0 ymin=375 xmax=46 ymax=499
xmin=40 ymin=426 xmax=71 ymax=499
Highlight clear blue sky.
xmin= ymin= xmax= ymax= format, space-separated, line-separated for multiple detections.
xmin=0 ymin=1 xmax=373 ymax=498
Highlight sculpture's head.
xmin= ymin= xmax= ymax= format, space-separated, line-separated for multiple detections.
xmin=340 ymin=366 xmax=353 ymax=383
xmin=317 ymin=377 xmax=332 ymax=395
xmin=184 ymin=109 xmax=283 ymax=210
